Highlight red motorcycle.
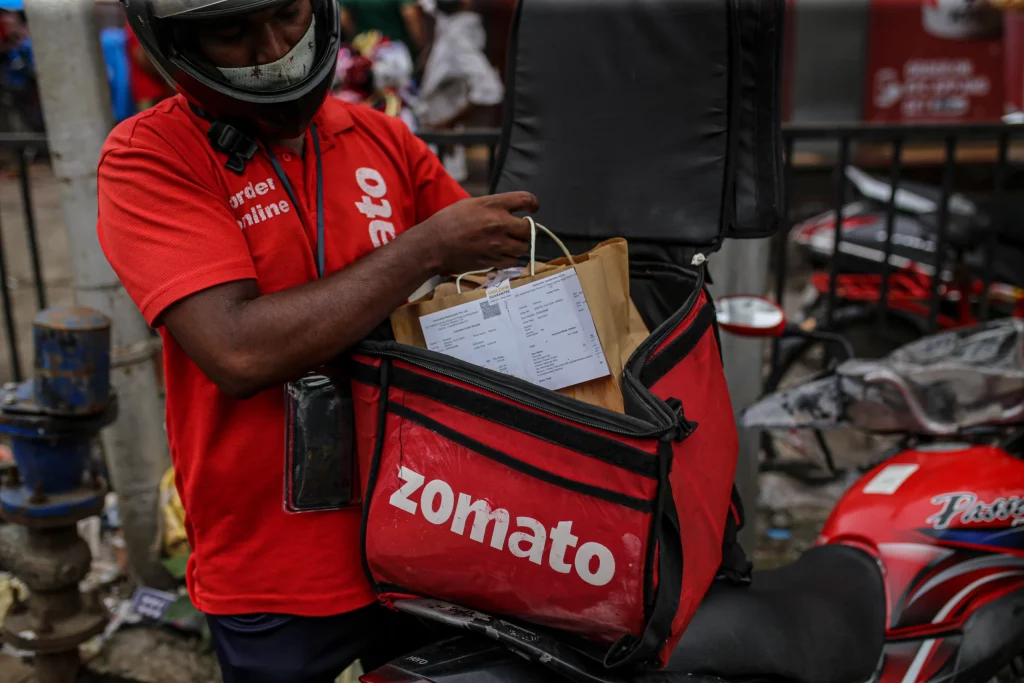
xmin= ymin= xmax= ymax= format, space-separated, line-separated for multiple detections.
xmin=766 ymin=168 xmax=1024 ymax=483
xmin=357 ymin=300 xmax=1023 ymax=683
xmin=726 ymin=296 xmax=1024 ymax=683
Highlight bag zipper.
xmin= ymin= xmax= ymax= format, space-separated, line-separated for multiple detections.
xmin=621 ymin=262 xmax=707 ymax=426
xmin=358 ymin=345 xmax=675 ymax=439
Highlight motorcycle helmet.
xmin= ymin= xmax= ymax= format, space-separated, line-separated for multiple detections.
xmin=122 ymin=0 xmax=341 ymax=138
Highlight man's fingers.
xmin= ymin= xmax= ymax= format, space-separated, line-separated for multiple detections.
xmin=488 ymin=191 xmax=540 ymax=214
xmin=493 ymin=256 xmax=521 ymax=269
xmin=499 ymin=243 xmax=529 ymax=260
xmin=505 ymin=217 xmax=532 ymax=242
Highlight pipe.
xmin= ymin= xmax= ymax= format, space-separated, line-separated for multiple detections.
xmin=708 ymin=238 xmax=773 ymax=551
xmin=21 ymin=0 xmax=173 ymax=589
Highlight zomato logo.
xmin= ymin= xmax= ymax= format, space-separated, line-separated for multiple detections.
xmin=388 ymin=467 xmax=616 ymax=587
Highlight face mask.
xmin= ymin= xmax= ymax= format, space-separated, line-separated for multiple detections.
xmin=217 ymin=15 xmax=316 ymax=91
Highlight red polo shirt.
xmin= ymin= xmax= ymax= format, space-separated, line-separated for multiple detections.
xmin=97 ymin=95 xmax=468 ymax=616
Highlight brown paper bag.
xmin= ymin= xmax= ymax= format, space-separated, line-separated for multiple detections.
xmin=390 ymin=237 xmax=649 ymax=413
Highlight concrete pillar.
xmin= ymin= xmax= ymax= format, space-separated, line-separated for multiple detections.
xmin=22 ymin=0 xmax=173 ymax=589
xmin=708 ymin=238 xmax=773 ymax=550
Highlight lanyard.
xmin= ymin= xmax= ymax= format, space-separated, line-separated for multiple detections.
xmin=264 ymin=124 xmax=326 ymax=278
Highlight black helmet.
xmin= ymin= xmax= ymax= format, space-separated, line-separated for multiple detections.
xmin=122 ymin=0 xmax=341 ymax=138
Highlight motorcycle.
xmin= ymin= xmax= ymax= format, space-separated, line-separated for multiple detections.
xmin=764 ymin=168 xmax=1024 ymax=482
xmin=357 ymin=299 xmax=1024 ymax=683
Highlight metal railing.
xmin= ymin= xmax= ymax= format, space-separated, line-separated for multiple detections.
xmin=0 ymin=133 xmax=49 ymax=382
xmin=2 ymin=123 xmax=1021 ymax=382
xmin=770 ymin=122 xmax=1024 ymax=388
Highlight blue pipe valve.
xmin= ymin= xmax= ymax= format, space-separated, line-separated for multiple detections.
xmin=0 ymin=306 xmax=118 ymax=525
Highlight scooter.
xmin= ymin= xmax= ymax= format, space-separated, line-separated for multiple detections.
xmin=358 ymin=298 xmax=1024 ymax=683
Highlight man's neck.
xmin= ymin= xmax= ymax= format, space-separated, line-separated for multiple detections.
xmin=277 ymin=135 xmax=305 ymax=155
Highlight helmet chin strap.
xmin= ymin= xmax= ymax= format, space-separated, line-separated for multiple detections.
xmin=189 ymin=103 xmax=260 ymax=175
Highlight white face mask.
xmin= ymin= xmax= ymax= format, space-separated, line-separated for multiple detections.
xmin=217 ymin=15 xmax=316 ymax=91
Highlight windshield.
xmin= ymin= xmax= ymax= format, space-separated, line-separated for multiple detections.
xmin=743 ymin=319 xmax=1024 ymax=435
xmin=838 ymin=318 xmax=1024 ymax=435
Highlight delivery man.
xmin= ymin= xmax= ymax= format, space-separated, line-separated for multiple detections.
xmin=97 ymin=0 xmax=537 ymax=680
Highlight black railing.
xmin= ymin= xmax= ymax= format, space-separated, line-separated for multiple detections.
xmin=0 ymin=133 xmax=49 ymax=382
xmin=2 ymin=123 xmax=1020 ymax=383
xmin=775 ymin=123 xmax=1023 ymax=363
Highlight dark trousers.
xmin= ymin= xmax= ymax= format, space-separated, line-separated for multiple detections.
xmin=207 ymin=603 xmax=437 ymax=683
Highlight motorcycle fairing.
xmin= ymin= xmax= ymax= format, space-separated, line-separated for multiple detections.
xmin=789 ymin=167 xmax=1024 ymax=289
xmin=818 ymin=446 xmax=1024 ymax=683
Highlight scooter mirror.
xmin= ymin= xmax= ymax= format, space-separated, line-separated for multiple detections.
xmin=716 ymin=295 xmax=786 ymax=337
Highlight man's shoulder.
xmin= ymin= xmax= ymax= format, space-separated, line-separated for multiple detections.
xmin=102 ymin=95 xmax=204 ymax=158
xmin=327 ymin=97 xmax=415 ymax=144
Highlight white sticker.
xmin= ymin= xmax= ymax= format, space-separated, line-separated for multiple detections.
xmin=485 ymin=279 xmax=512 ymax=303
xmin=420 ymin=269 xmax=610 ymax=392
xmin=863 ymin=464 xmax=920 ymax=495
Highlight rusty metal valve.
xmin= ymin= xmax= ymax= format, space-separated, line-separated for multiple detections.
xmin=0 ymin=306 xmax=119 ymax=683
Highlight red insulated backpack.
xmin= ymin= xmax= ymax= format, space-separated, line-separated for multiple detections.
xmin=352 ymin=0 xmax=783 ymax=669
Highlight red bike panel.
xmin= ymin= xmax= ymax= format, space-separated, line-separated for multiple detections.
xmin=820 ymin=445 xmax=1024 ymax=683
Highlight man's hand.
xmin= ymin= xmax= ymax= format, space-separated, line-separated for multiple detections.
xmin=400 ymin=1 xmax=427 ymax=52
xmin=413 ymin=192 xmax=540 ymax=274
xmin=162 ymin=191 xmax=540 ymax=399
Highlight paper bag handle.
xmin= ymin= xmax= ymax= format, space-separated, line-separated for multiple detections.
xmin=456 ymin=217 xmax=575 ymax=294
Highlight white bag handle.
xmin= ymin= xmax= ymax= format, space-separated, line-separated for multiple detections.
xmin=456 ymin=217 xmax=576 ymax=293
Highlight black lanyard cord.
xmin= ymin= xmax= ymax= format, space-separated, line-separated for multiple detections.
xmin=264 ymin=124 xmax=326 ymax=279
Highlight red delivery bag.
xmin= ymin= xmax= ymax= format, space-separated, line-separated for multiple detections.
xmin=352 ymin=0 xmax=784 ymax=670
xmin=352 ymin=265 xmax=734 ymax=668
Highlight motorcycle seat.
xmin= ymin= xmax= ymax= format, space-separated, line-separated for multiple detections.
xmin=663 ymin=545 xmax=885 ymax=683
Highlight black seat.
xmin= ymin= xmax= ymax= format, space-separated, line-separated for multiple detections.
xmin=663 ymin=545 xmax=886 ymax=683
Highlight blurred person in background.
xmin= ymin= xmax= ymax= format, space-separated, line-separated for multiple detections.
xmin=339 ymin=0 xmax=425 ymax=64
xmin=125 ymin=23 xmax=175 ymax=111
xmin=416 ymin=0 xmax=503 ymax=182
xmin=332 ymin=31 xmax=419 ymax=129
xmin=0 ymin=9 xmax=43 ymax=132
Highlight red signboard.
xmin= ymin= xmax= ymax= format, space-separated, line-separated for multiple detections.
xmin=1005 ymin=11 xmax=1024 ymax=115
xmin=864 ymin=0 xmax=1005 ymax=122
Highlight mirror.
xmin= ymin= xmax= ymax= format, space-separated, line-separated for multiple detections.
xmin=716 ymin=295 xmax=786 ymax=337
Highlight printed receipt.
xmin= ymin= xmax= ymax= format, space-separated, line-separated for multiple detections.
xmin=419 ymin=269 xmax=610 ymax=391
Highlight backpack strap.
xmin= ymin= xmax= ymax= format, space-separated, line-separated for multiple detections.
xmin=717 ymin=484 xmax=753 ymax=585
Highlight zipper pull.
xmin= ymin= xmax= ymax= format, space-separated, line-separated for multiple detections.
xmin=664 ymin=397 xmax=698 ymax=440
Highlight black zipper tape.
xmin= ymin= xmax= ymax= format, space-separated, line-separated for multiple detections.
xmin=390 ymin=401 xmax=655 ymax=513
xmin=357 ymin=362 xmax=660 ymax=478
xmin=358 ymin=343 xmax=673 ymax=438
xmin=639 ymin=302 xmax=716 ymax=388
xmin=623 ymin=263 xmax=706 ymax=428
xmin=360 ymin=359 xmax=391 ymax=594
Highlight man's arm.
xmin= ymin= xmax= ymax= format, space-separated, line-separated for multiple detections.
xmin=161 ymin=193 xmax=538 ymax=399
xmin=400 ymin=1 xmax=427 ymax=53
xmin=340 ymin=7 xmax=357 ymax=38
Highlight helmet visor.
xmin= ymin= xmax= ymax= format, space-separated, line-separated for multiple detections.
xmin=150 ymin=0 xmax=288 ymax=20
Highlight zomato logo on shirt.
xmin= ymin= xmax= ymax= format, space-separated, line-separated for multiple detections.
xmin=388 ymin=466 xmax=617 ymax=587
xmin=230 ymin=177 xmax=291 ymax=231
xmin=353 ymin=167 xmax=397 ymax=249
